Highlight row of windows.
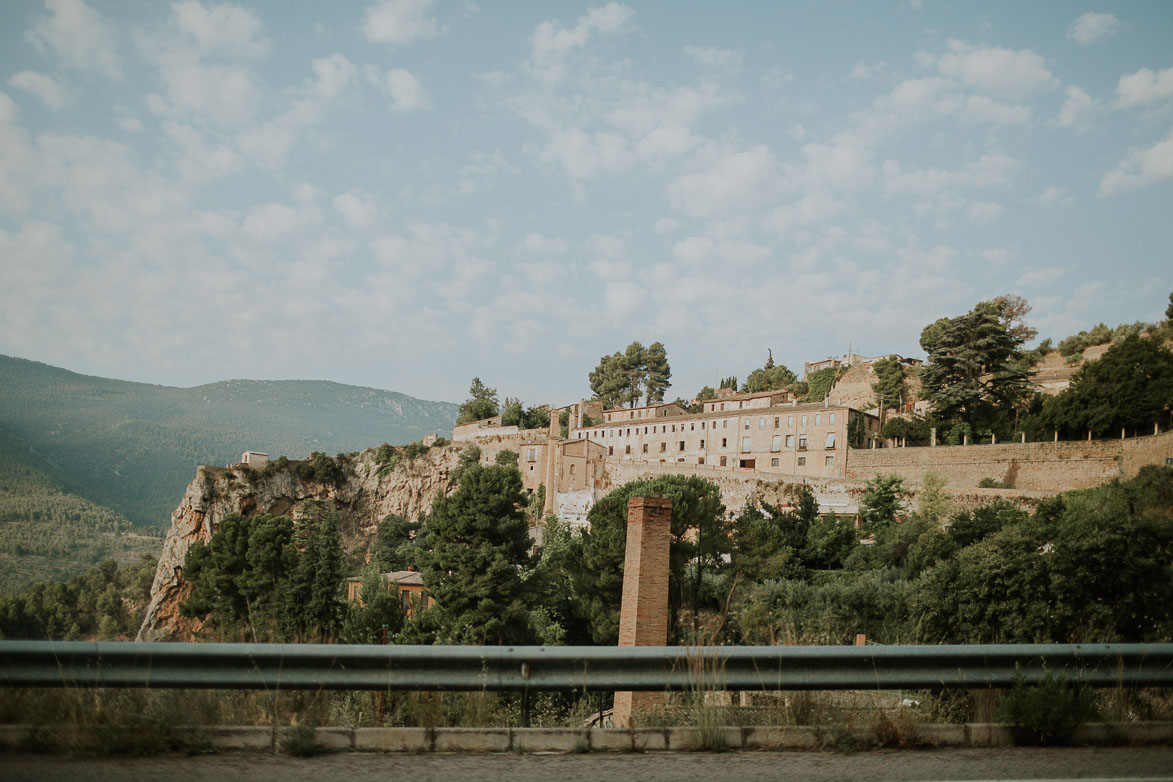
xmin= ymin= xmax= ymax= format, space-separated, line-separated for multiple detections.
xmin=584 ymin=412 xmax=838 ymax=440
xmin=608 ymin=453 xmax=838 ymax=468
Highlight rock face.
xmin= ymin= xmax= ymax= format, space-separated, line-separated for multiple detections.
xmin=136 ymin=446 xmax=462 ymax=641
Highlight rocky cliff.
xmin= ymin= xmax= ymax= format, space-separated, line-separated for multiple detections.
xmin=136 ymin=446 xmax=462 ymax=641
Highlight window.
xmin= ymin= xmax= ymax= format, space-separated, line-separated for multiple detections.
xmin=797 ymin=457 xmax=806 ymax=466
xmin=801 ymin=415 xmax=808 ymax=427
xmin=608 ymin=446 xmax=614 ymax=456
xmin=529 ymin=465 xmax=534 ymax=472
xmin=829 ymin=413 xmax=836 ymax=425
xmin=723 ymin=419 xmax=728 ymax=429
xmin=825 ymin=455 xmax=835 ymax=467
xmin=642 ymin=443 xmax=648 ymax=454
xmin=644 ymin=427 xmax=648 ymax=434
xmin=788 ymin=415 xmax=794 ymax=427
xmin=719 ymin=456 xmax=727 ymax=467
xmin=816 ymin=413 xmax=821 ymax=425
xmin=527 ymin=448 xmax=537 ymax=461
xmin=701 ymin=421 xmax=706 ymax=429
xmin=570 ymin=464 xmax=576 ymax=475
xmin=720 ymin=403 xmax=725 ymax=410
xmin=798 ymin=435 xmax=807 ymax=450
xmin=759 ymin=417 xmax=765 ymax=429
xmin=744 ymin=420 xmax=750 ymax=430
xmin=672 ymin=424 xmax=676 ymax=432
xmin=679 ymin=441 xmax=685 ymax=452
xmin=699 ymin=439 xmax=705 ymax=449
xmin=785 ymin=434 xmax=794 ymax=448
xmin=401 ymin=591 xmax=412 ymax=611
xmin=697 ymin=457 xmax=705 ymax=465
xmin=690 ymin=423 xmax=695 ymax=431
xmin=625 ymin=445 xmax=631 ymax=455
xmin=721 ymin=438 xmax=727 ymax=448
xmin=771 ymin=435 xmax=781 ymax=452
xmin=771 ymin=458 xmax=779 ymax=467
xmin=660 ymin=442 xmax=667 ymax=453
xmin=741 ymin=436 xmax=751 ymax=453
xmin=825 ymin=432 xmax=836 ymax=449
xmin=774 ymin=417 xmax=780 ymax=428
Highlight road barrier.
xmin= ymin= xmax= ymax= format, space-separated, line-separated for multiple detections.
xmin=2 ymin=641 xmax=1172 ymax=692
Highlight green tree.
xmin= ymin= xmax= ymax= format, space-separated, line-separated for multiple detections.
xmin=1166 ymin=291 xmax=1173 ymax=321
xmin=622 ymin=341 xmax=648 ymax=407
xmin=589 ymin=352 xmax=629 ymax=409
xmin=456 ymin=377 xmax=499 ymax=424
xmin=731 ymin=502 xmax=797 ymax=582
xmin=340 ymin=566 xmax=404 ymax=644
xmin=644 ymin=341 xmax=672 ymax=404
xmin=1037 ymin=333 xmax=1173 ymax=437
xmin=373 ymin=513 xmax=420 ymax=572
xmin=870 ymin=356 xmax=906 ymax=409
xmin=804 ymin=367 xmax=838 ymax=402
xmin=919 ymin=300 xmax=1033 ymax=433
xmin=858 ymin=474 xmax=906 ymax=530
xmin=803 ymin=513 xmax=856 ymax=570
xmin=743 ymin=356 xmax=798 ymax=394
xmin=570 ymin=475 xmax=728 ymax=643
xmin=422 ymin=460 xmax=533 ymax=644
xmin=284 ymin=501 xmax=346 ymax=642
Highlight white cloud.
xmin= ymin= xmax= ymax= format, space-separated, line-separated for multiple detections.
xmin=653 ymin=217 xmax=680 ymax=235
xmin=1115 ymin=67 xmax=1173 ymax=108
xmin=332 ymin=191 xmax=380 ymax=230
xmin=527 ymin=2 xmax=636 ymax=85
xmin=604 ymin=280 xmax=642 ymax=320
xmin=967 ymin=201 xmax=1003 ymax=224
xmin=932 ymin=39 xmax=1058 ymax=101
xmin=474 ymin=70 xmax=508 ymax=87
xmin=666 ymin=145 xmax=784 ymax=219
xmin=517 ymin=233 xmax=569 ymax=256
xmin=115 ymin=108 xmax=144 ymax=133
xmin=978 ymin=247 xmax=1017 ymax=267
xmin=26 ymin=0 xmax=122 ymax=80
xmin=171 ymin=0 xmax=272 ymax=58
xmin=960 ymin=95 xmax=1031 ymax=125
xmin=6 ymin=71 xmax=70 ymax=111
xmin=147 ymin=61 xmax=262 ymax=128
xmin=1098 ymin=127 xmax=1173 ymax=195
xmin=683 ymin=45 xmax=740 ymax=67
xmin=235 ymin=53 xmax=356 ymax=171
xmin=881 ymin=152 xmax=1018 ymax=197
xmin=1052 ymin=85 xmax=1099 ymax=130
xmin=1067 ymin=12 xmax=1120 ymax=45
xmin=371 ymin=68 xmax=432 ymax=112
xmin=162 ymin=120 xmax=245 ymax=182
xmin=363 ymin=0 xmax=441 ymax=45
xmin=1035 ymin=186 xmax=1074 ymax=206
xmin=1016 ymin=266 xmax=1067 ymax=287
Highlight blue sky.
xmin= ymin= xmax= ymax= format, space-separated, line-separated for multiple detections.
xmin=1 ymin=1 xmax=1170 ymax=405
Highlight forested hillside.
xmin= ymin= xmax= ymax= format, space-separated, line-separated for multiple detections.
xmin=0 ymin=354 xmax=458 ymax=530
xmin=0 ymin=423 xmax=161 ymax=593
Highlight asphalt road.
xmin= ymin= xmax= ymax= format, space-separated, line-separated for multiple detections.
xmin=2 ymin=747 xmax=1172 ymax=782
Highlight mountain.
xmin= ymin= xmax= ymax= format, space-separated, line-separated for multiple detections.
xmin=0 ymin=422 xmax=162 ymax=593
xmin=0 ymin=354 xmax=458 ymax=531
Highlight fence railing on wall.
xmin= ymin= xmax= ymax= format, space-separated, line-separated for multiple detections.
xmin=2 ymin=641 xmax=1171 ymax=693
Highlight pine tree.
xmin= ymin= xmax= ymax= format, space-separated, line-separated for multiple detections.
xmin=456 ymin=377 xmax=499 ymax=424
xmin=644 ymin=341 xmax=671 ymax=404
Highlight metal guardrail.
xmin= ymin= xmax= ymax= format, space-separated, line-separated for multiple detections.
xmin=2 ymin=641 xmax=1172 ymax=692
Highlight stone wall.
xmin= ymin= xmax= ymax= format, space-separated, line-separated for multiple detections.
xmin=843 ymin=433 xmax=1173 ymax=490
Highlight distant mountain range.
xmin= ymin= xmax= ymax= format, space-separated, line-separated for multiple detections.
xmin=0 ymin=354 xmax=458 ymax=531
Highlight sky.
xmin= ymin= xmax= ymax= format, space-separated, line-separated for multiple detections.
xmin=1 ymin=0 xmax=1171 ymax=406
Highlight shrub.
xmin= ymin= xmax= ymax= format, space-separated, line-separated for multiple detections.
xmin=998 ymin=667 xmax=1096 ymax=745
xmin=402 ymin=441 xmax=429 ymax=460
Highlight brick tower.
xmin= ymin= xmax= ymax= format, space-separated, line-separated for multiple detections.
xmin=612 ymin=495 xmax=672 ymax=728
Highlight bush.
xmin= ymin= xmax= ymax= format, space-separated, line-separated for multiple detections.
xmin=998 ymin=667 xmax=1096 ymax=745
xmin=977 ymin=477 xmax=1006 ymax=489
xmin=402 ymin=441 xmax=429 ymax=460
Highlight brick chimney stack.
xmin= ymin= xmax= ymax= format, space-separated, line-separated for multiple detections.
xmin=612 ymin=495 xmax=672 ymax=728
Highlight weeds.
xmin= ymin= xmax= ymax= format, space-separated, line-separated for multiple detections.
xmin=998 ymin=666 xmax=1097 ymax=746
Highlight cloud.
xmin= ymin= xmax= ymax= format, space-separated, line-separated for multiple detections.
xmin=527 ymin=2 xmax=636 ymax=85
xmin=931 ymin=39 xmax=1058 ymax=101
xmin=1099 ymin=126 xmax=1173 ymax=195
xmin=147 ymin=60 xmax=263 ymax=128
xmin=1067 ymin=12 xmax=1121 ymax=45
xmin=370 ymin=68 xmax=432 ymax=112
xmin=666 ymin=145 xmax=784 ymax=219
xmin=26 ymin=0 xmax=122 ymax=80
xmin=162 ymin=120 xmax=245 ymax=182
xmin=7 ymin=71 xmax=70 ymax=111
xmin=234 ymin=53 xmax=357 ymax=171
xmin=1035 ymin=186 xmax=1074 ymax=207
xmin=1052 ymin=85 xmax=1099 ymax=130
xmin=517 ymin=233 xmax=569 ymax=256
xmin=363 ymin=0 xmax=442 ymax=45
xmin=960 ymin=95 xmax=1031 ymax=125
xmin=170 ymin=0 xmax=272 ymax=58
xmin=1016 ymin=266 xmax=1067 ymax=287
xmin=977 ymin=247 xmax=1017 ymax=267
xmin=683 ymin=45 xmax=740 ymax=67
xmin=332 ymin=191 xmax=380 ymax=230
xmin=881 ymin=152 xmax=1018 ymax=197
xmin=967 ymin=201 xmax=1003 ymax=225
xmin=1115 ymin=67 xmax=1173 ymax=108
